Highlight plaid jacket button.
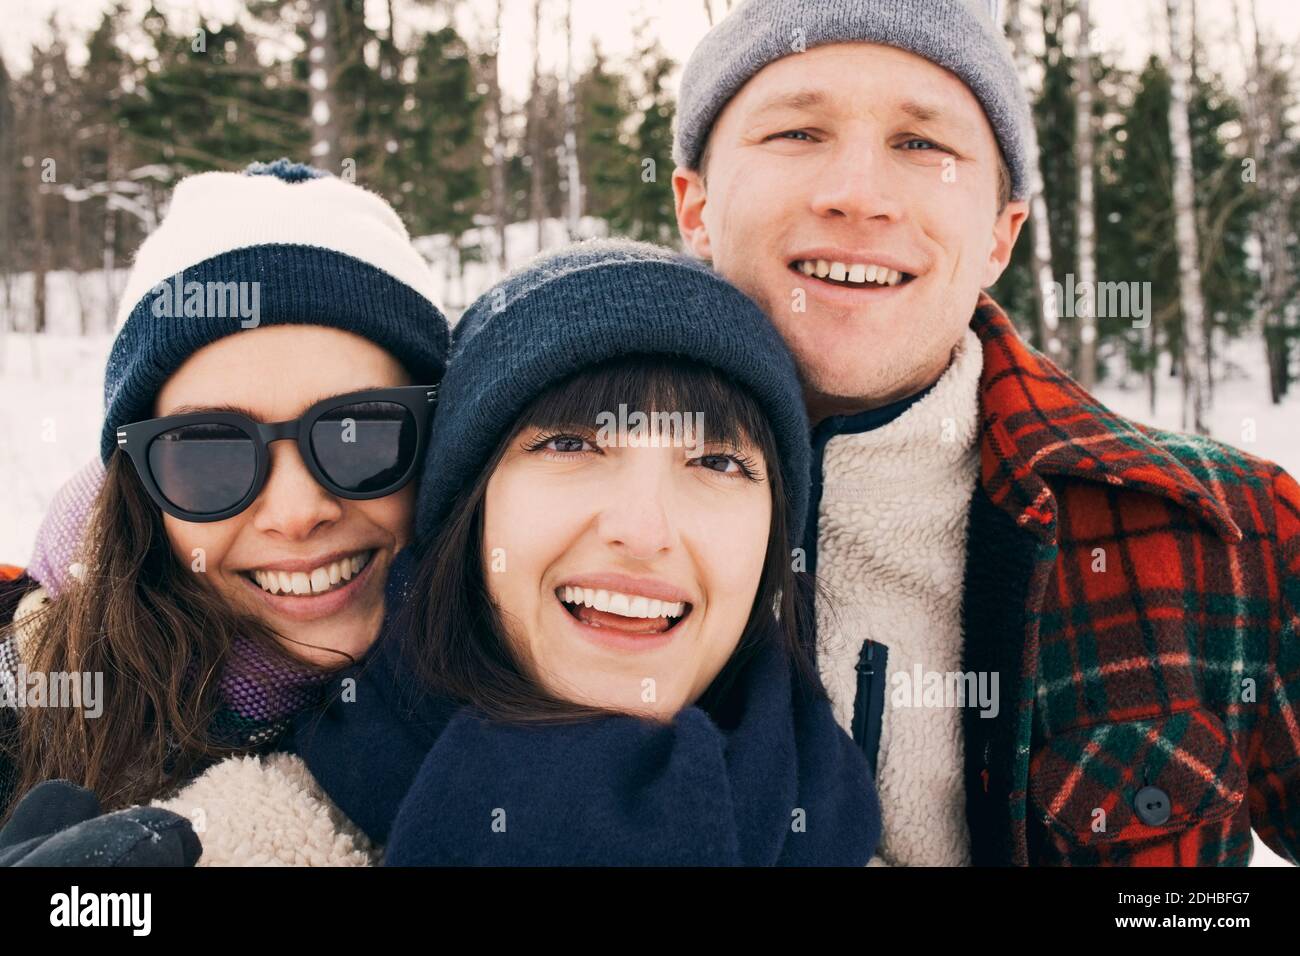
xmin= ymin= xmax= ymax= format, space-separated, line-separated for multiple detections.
xmin=1134 ymin=786 xmax=1171 ymax=826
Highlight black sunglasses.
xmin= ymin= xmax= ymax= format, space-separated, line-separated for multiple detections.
xmin=117 ymin=385 xmax=438 ymax=522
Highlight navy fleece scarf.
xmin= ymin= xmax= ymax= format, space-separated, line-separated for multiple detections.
xmin=293 ymin=553 xmax=881 ymax=865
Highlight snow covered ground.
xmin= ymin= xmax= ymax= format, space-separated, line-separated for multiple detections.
xmin=0 ymin=262 xmax=1294 ymax=865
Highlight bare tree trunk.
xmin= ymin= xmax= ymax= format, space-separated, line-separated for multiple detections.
xmin=32 ymin=176 xmax=48 ymax=335
xmin=562 ymin=0 xmax=582 ymax=239
xmin=308 ymin=0 xmax=342 ymax=173
xmin=1166 ymin=0 xmax=1210 ymax=434
xmin=1074 ymin=0 xmax=1098 ymax=388
xmin=488 ymin=0 xmax=508 ymax=272
xmin=528 ymin=0 xmax=546 ymax=254
xmin=102 ymin=129 xmax=118 ymax=334
xmin=1234 ymin=0 xmax=1289 ymax=403
xmin=1147 ymin=310 xmax=1158 ymax=416
xmin=1007 ymin=0 xmax=1062 ymax=360
xmin=68 ymin=195 xmax=87 ymax=335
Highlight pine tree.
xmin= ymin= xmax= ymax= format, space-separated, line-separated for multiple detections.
xmin=398 ymin=25 xmax=483 ymax=239
xmin=613 ymin=33 xmax=676 ymax=243
xmin=576 ymin=43 xmax=634 ymax=224
xmin=120 ymin=9 xmax=307 ymax=172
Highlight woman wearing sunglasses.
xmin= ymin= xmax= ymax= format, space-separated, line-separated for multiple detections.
xmin=293 ymin=242 xmax=882 ymax=865
xmin=0 ymin=160 xmax=448 ymax=824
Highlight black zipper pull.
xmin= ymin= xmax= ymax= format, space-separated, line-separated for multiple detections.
xmin=850 ymin=638 xmax=888 ymax=776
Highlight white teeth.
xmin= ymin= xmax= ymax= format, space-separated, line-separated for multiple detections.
xmin=249 ymin=551 xmax=373 ymax=597
xmin=796 ymin=259 xmax=906 ymax=286
xmin=560 ymin=586 xmax=686 ymax=619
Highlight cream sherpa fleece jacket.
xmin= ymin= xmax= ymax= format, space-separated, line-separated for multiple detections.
xmin=814 ymin=327 xmax=983 ymax=867
xmin=10 ymin=588 xmax=376 ymax=867
xmin=151 ymin=753 xmax=377 ymax=867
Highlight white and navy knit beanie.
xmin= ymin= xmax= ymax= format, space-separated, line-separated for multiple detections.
xmin=414 ymin=239 xmax=811 ymax=545
xmin=673 ymin=0 xmax=1032 ymax=201
xmin=100 ymin=159 xmax=450 ymax=462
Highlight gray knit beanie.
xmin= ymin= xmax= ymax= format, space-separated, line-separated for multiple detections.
xmin=673 ymin=0 xmax=1032 ymax=201
xmin=415 ymin=239 xmax=811 ymax=546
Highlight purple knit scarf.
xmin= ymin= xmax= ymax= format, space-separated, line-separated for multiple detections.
xmin=217 ymin=634 xmax=336 ymax=724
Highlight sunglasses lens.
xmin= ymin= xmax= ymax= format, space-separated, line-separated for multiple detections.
xmin=147 ymin=424 xmax=257 ymax=516
xmin=310 ymin=401 xmax=417 ymax=494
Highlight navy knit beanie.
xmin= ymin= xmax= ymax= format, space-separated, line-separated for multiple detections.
xmin=100 ymin=160 xmax=450 ymax=462
xmin=415 ymin=239 xmax=811 ymax=546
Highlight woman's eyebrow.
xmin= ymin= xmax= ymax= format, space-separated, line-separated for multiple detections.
xmin=163 ymin=386 xmax=392 ymax=419
xmin=163 ymin=402 xmax=260 ymax=417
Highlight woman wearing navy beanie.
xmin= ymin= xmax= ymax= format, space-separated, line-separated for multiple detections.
xmin=297 ymin=239 xmax=882 ymax=865
xmin=0 ymin=159 xmax=450 ymax=862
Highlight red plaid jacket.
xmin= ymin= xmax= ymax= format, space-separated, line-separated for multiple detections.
xmin=960 ymin=295 xmax=1300 ymax=866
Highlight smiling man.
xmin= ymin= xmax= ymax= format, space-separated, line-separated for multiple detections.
xmin=673 ymin=0 xmax=1300 ymax=867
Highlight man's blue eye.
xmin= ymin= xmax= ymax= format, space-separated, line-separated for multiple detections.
xmin=904 ymin=139 xmax=940 ymax=150
xmin=770 ymin=130 xmax=812 ymax=141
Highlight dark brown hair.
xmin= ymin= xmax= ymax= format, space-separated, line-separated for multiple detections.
xmin=0 ymin=453 xmax=346 ymax=820
xmin=394 ymin=355 xmax=821 ymax=725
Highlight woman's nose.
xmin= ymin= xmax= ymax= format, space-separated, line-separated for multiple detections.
xmin=594 ymin=458 xmax=678 ymax=561
xmin=249 ymin=441 xmax=344 ymax=540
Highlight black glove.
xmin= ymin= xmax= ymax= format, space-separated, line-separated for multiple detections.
xmin=0 ymin=780 xmax=201 ymax=866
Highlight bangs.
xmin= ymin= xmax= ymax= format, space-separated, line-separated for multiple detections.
xmin=514 ymin=355 xmax=775 ymax=457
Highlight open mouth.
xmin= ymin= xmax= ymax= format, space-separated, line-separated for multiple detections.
xmin=790 ymin=258 xmax=916 ymax=290
xmin=556 ymin=585 xmax=692 ymax=636
xmin=243 ymin=549 xmax=374 ymax=597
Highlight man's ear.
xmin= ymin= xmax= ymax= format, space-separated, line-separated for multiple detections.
xmin=983 ymin=199 xmax=1029 ymax=287
xmin=672 ymin=166 xmax=712 ymax=260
